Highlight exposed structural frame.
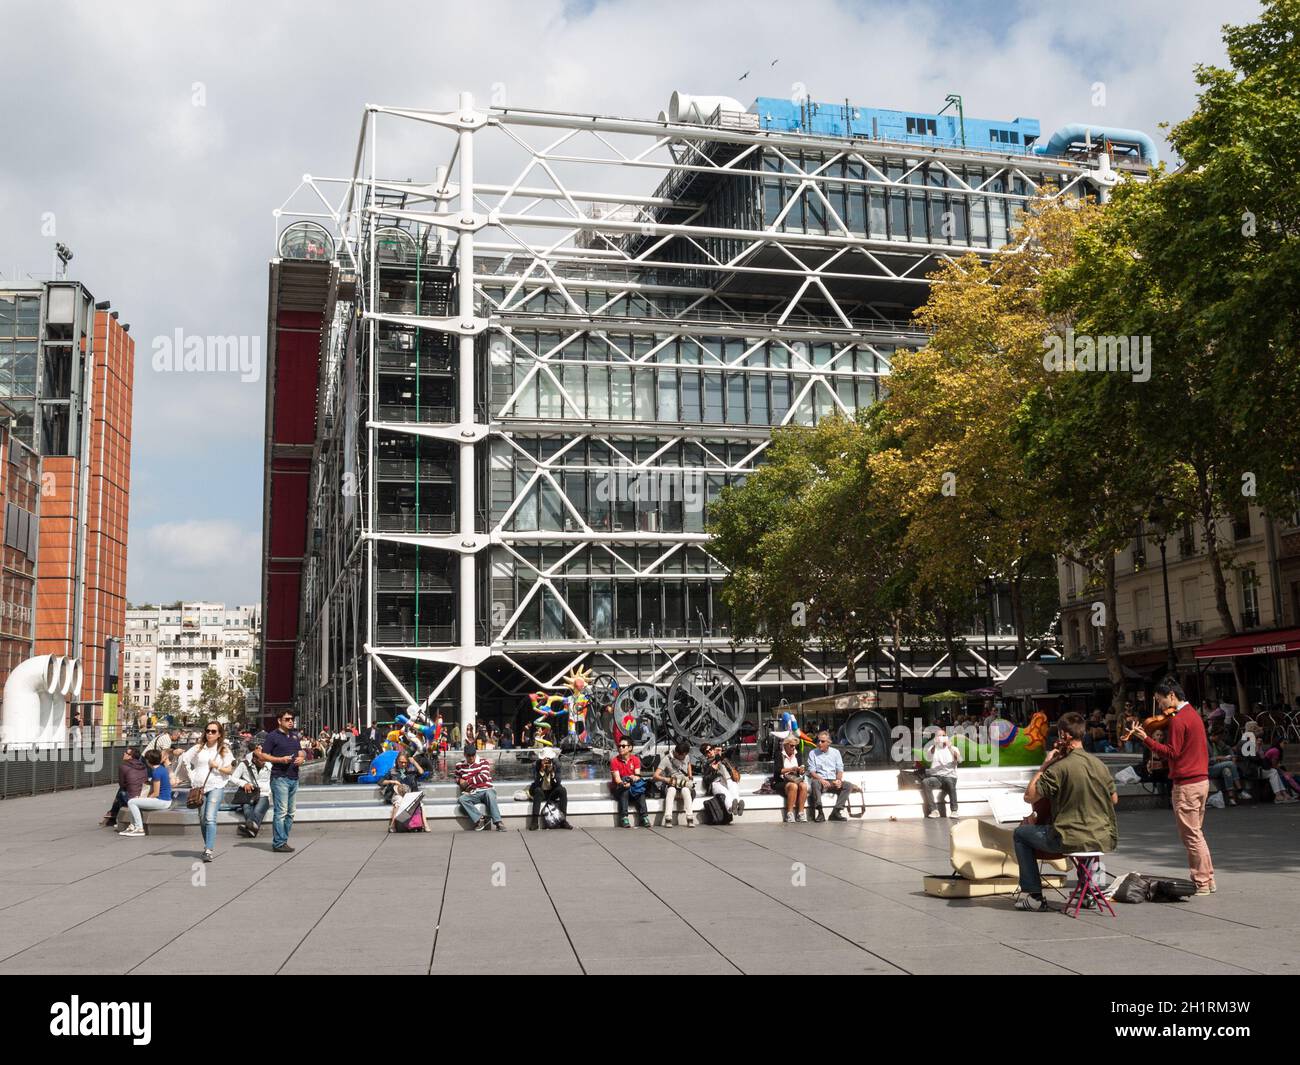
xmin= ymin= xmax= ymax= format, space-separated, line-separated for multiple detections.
xmin=271 ymin=93 xmax=1120 ymax=730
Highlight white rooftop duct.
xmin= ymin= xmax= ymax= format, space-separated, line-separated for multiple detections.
xmin=1 ymin=654 xmax=81 ymax=746
xmin=668 ymin=92 xmax=746 ymax=125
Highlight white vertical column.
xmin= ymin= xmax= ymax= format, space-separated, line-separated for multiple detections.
xmin=457 ymin=92 xmax=478 ymax=732
xmin=365 ymin=108 xmax=378 ymax=728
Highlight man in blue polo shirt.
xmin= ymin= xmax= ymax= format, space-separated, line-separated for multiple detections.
xmin=257 ymin=710 xmax=305 ymax=852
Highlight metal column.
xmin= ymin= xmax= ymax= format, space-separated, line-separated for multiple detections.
xmin=456 ymin=92 xmax=478 ymax=731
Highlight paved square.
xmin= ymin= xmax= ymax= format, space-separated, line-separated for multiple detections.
xmin=0 ymin=786 xmax=1296 ymax=975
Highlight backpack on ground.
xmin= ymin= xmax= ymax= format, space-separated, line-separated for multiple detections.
xmin=699 ymin=794 xmax=733 ymax=825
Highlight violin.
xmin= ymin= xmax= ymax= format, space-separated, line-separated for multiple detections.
xmin=1121 ymin=712 xmax=1171 ymax=743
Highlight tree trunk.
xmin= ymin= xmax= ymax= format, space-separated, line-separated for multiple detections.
xmin=1196 ymin=465 xmax=1249 ymax=712
xmin=1102 ymin=554 xmax=1127 ymax=716
xmin=1199 ymin=473 xmax=1237 ymax=638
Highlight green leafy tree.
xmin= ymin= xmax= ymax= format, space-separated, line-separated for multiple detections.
xmin=194 ymin=667 xmax=226 ymax=721
xmin=710 ymin=414 xmax=944 ymax=693
xmin=153 ymin=677 xmax=180 ymax=724
xmin=223 ymin=663 xmax=259 ymax=724
xmin=870 ymin=197 xmax=1096 ymax=661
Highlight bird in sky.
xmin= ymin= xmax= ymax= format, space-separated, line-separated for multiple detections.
xmin=739 ymin=71 xmax=750 ymax=80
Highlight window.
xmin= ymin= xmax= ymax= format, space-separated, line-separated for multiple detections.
xmin=1241 ymin=566 xmax=1261 ymax=628
xmin=906 ymin=117 xmax=936 ymax=136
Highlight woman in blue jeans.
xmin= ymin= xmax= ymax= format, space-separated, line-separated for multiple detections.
xmin=180 ymin=721 xmax=235 ymax=863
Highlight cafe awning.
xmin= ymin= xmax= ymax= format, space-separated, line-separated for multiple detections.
xmin=1193 ymin=627 xmax=1300 ymax=661
xmin=1001 ymin=660 xmax=1142 ymax=697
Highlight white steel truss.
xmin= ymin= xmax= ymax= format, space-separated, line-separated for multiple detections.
xmin=279 ymin=95 xmax=1116 ymax=729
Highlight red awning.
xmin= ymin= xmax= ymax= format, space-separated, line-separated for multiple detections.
xmin=1193 ymin=628 xmax=1300 ymax=661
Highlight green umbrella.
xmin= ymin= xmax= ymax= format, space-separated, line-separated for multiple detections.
xmin=922 ymin=690 xmax=967 ymax=702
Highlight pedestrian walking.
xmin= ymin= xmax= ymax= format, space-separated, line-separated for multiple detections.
xmin=180 ymin=721 xmax=236 ymax=863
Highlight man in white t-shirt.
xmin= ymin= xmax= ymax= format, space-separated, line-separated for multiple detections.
xmin=921 ymin=726 xmax=962 ymax=818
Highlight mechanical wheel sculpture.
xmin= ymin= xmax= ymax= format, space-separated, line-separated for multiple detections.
xmin=612 ymin=683 xmax=664 ymax=754
xmin=666 ymin=664 xmax=746 ymax=747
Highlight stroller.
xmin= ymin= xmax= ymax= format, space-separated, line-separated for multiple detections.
xmin=388 ymin=788 xmax=429 ymax=833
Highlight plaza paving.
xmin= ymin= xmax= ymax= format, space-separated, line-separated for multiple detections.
xmin=0 ymin=784 xmax=1296 ymax=975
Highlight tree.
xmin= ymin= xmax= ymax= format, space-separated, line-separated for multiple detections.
xmin=709 ymin=414 xmax=946 ymax=693
xmin=194 ymin=667 xmax=226 ymax=721
xmin=223 ymin=663 xmax=259 ymax=724
xmin=870 ymin=197 xmax=1098 ymax=662
xmin=1039 ymin=1 xmax=1300 ymax=712
xmin=153 ymin=677 xmax=180 ymax=724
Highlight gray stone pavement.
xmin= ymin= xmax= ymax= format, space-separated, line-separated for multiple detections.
xmin=0 ymin=784 xmax=1297 ymax=975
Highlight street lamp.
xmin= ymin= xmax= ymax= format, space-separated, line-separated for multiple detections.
xmin=1152 ymin=495 xmax=1178 ymax=678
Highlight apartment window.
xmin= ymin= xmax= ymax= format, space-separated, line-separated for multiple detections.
xmin=143 ymin=696 xmax=149 ymax=708
xmin=186 ymin=679 xmax=193 ymax=690
xmin=1241 ymin=566 xmax=1261 ymax=628
xmin=1233 ymin=509 xmax=1251 ymax=541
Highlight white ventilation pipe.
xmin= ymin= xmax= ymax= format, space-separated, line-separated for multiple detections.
xmin=668 ymin=92 xmax=746 ymax=125
xmin=1 ymin=654 xmax=79 ymax=746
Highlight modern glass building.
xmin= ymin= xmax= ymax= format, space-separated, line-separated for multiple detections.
xmin=260 ymin=92 xmax=1154 ymax=734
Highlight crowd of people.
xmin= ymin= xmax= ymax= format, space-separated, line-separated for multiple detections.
xmin=105 ymin=710 xmax=307 ymax=857
xmin=98 ymin=678 xmax=1297 ymax=886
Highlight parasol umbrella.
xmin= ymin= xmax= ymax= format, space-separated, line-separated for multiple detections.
xmin=922 ymin=690 xmax=966 ymax=703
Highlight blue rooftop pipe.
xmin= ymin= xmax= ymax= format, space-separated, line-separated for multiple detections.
xmin=1031 ymin=123 xmax=1160 ymax=166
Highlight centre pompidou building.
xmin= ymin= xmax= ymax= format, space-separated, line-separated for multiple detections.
xmin=260 ymin=90 xmax=1155 ymax=740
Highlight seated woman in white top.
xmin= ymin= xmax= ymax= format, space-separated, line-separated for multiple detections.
xmin=772 ymin=734 xmax=809 ymax=824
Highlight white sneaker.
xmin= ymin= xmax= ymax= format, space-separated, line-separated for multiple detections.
xmin=1241 ymin=790 xmax=1252 ymax=800
xmin=927 ymin=811 xmax=940 ymax=819
xmin=686 ymin=817 xmax=696 ymax=827
xmin=783 ymin=812 xmax=794 ymax=823
xmin=120 ymin=826 xmax=145 ymax=837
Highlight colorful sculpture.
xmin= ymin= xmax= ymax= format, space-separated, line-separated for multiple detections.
xmin=528 ymin=665 xmax=596 ymax=746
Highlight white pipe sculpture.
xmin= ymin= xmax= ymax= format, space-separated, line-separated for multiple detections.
xmin=1 ymin=654 xmax=82 ymax=746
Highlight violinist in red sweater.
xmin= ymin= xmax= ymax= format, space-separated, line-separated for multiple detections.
xmin=1132 ymin=677 xmax=1213 ymax=895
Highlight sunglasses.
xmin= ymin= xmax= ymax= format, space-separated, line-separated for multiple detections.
xmin=205 ymin=728 xmax=219 ymax=734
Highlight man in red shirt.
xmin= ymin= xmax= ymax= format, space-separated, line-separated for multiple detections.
xmin=1134 ymin=677 xmax=1213 ymax=894
xmin=609 ymin=739 xmax=650 ymax=827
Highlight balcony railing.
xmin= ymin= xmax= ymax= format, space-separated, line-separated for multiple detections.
xmin=376 ymin=403 xmax=456 ymax=423
xmin=376 ymin=459 xmax=454 ymax=481
xmin=1177 ymin=620 xmax=1201 ymax=640
xmin=377 ymin=350 xmax=455 ymax=374
xmin=374 ymin=624 xmax=455 ymax=646
xmin=374 ymin=512 xmax=456 ymax=534
xmin=375 ymin=571 xmax=455 ymax=593
xmin=1131 ymin=628 xmax=1152 ymax=647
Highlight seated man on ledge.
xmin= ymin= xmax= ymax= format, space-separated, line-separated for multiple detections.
xmin=1012 ymin=711 xmax=1118 ymax=912
xmin=806 ymin=731 xmax=862 ymax=822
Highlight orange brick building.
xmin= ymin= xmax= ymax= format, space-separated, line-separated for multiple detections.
xmin=1 ymin=284 xmax=134 ymax=729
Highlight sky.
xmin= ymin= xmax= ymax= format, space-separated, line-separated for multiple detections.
xmin=0 ymin=0 xmax=1262 ymax=606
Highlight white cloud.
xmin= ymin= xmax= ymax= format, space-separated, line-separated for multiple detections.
xmin=130 ymin=520 xmax=260 ymax=603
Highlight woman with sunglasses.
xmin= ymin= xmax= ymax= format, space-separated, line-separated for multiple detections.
xmin=180 ymin=721 xmax=235 ymax=862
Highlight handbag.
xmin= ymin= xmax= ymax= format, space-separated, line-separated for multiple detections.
xmin=187 ymin=766 xmax=213 ymax=809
